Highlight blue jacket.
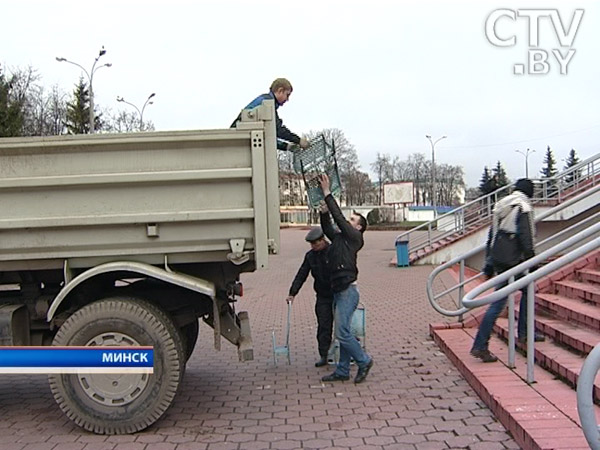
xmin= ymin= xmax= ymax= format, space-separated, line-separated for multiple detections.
xmin=231 ymin=91 xmax=301 ymax=150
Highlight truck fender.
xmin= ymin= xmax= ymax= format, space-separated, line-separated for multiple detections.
xmin=47 ymin=261 xmax=215 ymax=321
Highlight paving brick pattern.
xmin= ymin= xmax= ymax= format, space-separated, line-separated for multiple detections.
xmin=0 ymin=229 xmax=519 ymax=449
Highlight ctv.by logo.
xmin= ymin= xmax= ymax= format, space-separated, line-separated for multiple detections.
xmin=485 ymin=9 xmax=584 ymax=75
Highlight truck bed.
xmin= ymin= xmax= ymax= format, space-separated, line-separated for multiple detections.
xmin=0 ymin=103 xmax=280 ymax=272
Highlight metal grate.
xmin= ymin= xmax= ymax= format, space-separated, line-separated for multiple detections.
xmin=292 ymin=136 xmax=342 ymax=209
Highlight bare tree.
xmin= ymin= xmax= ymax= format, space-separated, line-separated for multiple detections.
xmin=305 ymin=128 xmax=359 ymax=176
xmin=405 ymin=153 xmax=428 ymax=205
xmin=47 ymin=85 xmax=67 ymax=135
xmin=436 ymin=163 xmax=466 ymax=206
xmin=277 ymin=148 xmax=294 ymax=172
xmin=1 ymin=65 xmax=67 ymax=137
xmin=103 ymin=109 xmax=155 ymax=133
xmin=304 ymin=128 xmax=365 ymax=206
xmin=370 ymin=153 xmax=391 ymax=205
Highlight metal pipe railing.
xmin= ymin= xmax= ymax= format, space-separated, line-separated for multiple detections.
xmin=577 ymin=344 xmax=600 ymax=450
xmin=461 ymin=227 xmax=599 ymax=383
xmin=399 ymin=153 xmax=599 ymax=256
xmin=426 ymin=188 xmax=600 ymax=317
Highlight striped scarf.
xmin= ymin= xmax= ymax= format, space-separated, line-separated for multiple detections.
xmin=491 ymin=191 xmax=534 ymax=246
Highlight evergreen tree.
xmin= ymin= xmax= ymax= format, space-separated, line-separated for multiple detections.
xmin=564 ymin=148 xmax=581 ymax=184
xmin=540 ymin=145 xmax=558 ymax=197
xmin=479 ymin=166 xmax=493 ymax=195
xmin=65 ymin=77 xmax=90 ymax=134
xmin=492 ymin=160 xmax=510 ymax=190
xmin=540 ymin=145 xmax=558 ymax=178
xmin=64 ymin=77 xmax=104 ymax=134
xmin=0 ymin=66 xmax=25 ymax=137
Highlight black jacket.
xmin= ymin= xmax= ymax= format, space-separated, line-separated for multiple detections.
xmin=288 ymin=244 xmax=332 ymax=298
xmin=320 ymin=194 xmax=364 ymax=292
xmin=484 ymin=190 xmax=535 ymax=274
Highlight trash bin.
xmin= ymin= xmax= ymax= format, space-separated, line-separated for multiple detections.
xmin=395 ymin=238 xmax=409 ymax=267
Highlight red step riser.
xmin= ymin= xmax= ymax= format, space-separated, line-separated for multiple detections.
xmin=555 ymin=283 xmax=600 ymax=304
xmin=579 ymin=270 xmax=600 ymax=284
xmin=536 ymin=296 xmax=600 ymax=333
xmin=494 ymin=324 xmax=600 ymax=399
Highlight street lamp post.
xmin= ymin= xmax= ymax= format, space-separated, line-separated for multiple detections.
xmin=425 ymin=134 xmax=447 ymax=217
xmin=516 ymin=148 xmax=535 ymax=178
xmin=56 ymin=47 xmax=112 ymax=134
xmin=116 ymin=93 xmax=156 ymax=131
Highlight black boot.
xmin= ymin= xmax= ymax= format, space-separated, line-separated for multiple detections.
xmin=315 ymin=356 xmax=328 ymax=367
xmin=354 ymin=358 xmax=373 ymax=384
xmin=321 ymin=372 xmax=349 ymax=382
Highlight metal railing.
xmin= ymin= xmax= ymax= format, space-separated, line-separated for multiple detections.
xmin=398 ymin=153 xmax=599 ymax=261
xmin=427 ymin=184 xmax=600 ymax=318
xmin=460 ymin=223 xmax=599 ymax=383
xmin=577 ymin=344 xmax=600 ymax=450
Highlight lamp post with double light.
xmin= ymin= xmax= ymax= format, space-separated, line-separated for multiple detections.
xmin=516 ymin=148 xmax=535 ymax=178
xmin=116 ymin=93 xmax=156 ymax=131
xmin=56 ymin=47 xmax=112 ymax=133
xmin=426 ymin=134 xmax=447 ymax=217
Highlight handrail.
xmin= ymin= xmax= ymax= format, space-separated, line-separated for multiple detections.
xmin=461 ymin=226 xmax=597 ymax=384
xmin=398 ymin=152 xmax=599 ymax=258
xmin=577 ymin=343 xmax=600 ymax=450
xmin=426 ymin=185 xmax=600 ymax=316
xmin=461 ymin=225 xmax=600 ymax=310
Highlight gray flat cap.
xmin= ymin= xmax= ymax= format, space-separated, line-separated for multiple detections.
xmin=305 ymin=227 xmax=324 ymax=242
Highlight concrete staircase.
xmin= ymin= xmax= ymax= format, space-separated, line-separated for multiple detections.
xmin=391 ymin=155 xmax=600 ymax=267
xmin=430 ymin=249 xmax=600 ymax=449
xmin=408 ymin=225 xmax=483 ymax=265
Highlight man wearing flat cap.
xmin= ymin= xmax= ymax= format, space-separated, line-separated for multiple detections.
xmin=286 ymin=227 xmax=333 ymax=367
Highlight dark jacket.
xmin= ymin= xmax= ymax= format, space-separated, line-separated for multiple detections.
xmin=484 ymin=190 xmax=535 ymax=274
xmin=231 ymin=91 xmax=300 ymax=150
xmin=320 ymin=194 xmax=364 ymax=292
xmin=288 ymin=244 xmax=332 ymax=298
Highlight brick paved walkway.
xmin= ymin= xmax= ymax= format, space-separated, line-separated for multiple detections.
xmin=0 ymin=229 xmax=519 ymax=449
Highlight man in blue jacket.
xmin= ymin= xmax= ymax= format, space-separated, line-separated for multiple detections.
xmin=232 ymin=78 xmax=309 ymax=151
xmin=318 ymin=174 xmax=373 ymax=384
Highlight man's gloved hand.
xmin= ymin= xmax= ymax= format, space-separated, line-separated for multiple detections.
xmin=483 ymin=263 xmax=494 ymax=279
xmin=285 ymin=295 xmax=294 ymax=304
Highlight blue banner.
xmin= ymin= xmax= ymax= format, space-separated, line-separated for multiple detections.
xmin=0 ymin=347 xmax=154 ymax=373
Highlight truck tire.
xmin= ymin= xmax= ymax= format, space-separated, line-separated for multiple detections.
xmin=48 ymin=297 xmax=184 ymax=434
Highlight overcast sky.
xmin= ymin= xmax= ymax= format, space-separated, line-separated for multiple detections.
xmin=3 ymin=0 xmax=599 ymax=187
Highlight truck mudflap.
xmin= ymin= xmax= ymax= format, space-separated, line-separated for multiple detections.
xmin=206 ymin=297 xmax=253 ymax=362
xmin=237 ymin=311 xmax=253 ymax=362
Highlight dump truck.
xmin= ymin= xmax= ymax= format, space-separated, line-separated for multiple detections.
xmin=0 ymin=101 xmax=279 ymax=434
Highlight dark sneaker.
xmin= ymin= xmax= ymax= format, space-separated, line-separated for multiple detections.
xmin=321 ymin=372 xmax=350 ymax=382
xmin=315 ymin=357 xmax=328 ymax=367
xmin=354 ymin=358 xmax=374 ymax=384
xmin=470 ymin=349 xmax=498 ymax=363
xmin=518 ymin=333 xmax=546 ymax=344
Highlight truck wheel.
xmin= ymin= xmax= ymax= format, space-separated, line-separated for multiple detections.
xmin=180 ymin=319 xmax=199 ymax=362
xmin=48 ymin=297 xmax=184 ymax=434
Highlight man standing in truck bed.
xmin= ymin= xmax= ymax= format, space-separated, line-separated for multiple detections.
xmin=232 ymin=78 xmax=309 ymax=151
xmin=318 ymin=174 xmax=373 ymax=384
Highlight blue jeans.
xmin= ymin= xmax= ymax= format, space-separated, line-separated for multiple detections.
xmin=472 ymin=279 xmax=530 ymax=352
xmin=332 ymin=284 xmax=370 ymax=377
